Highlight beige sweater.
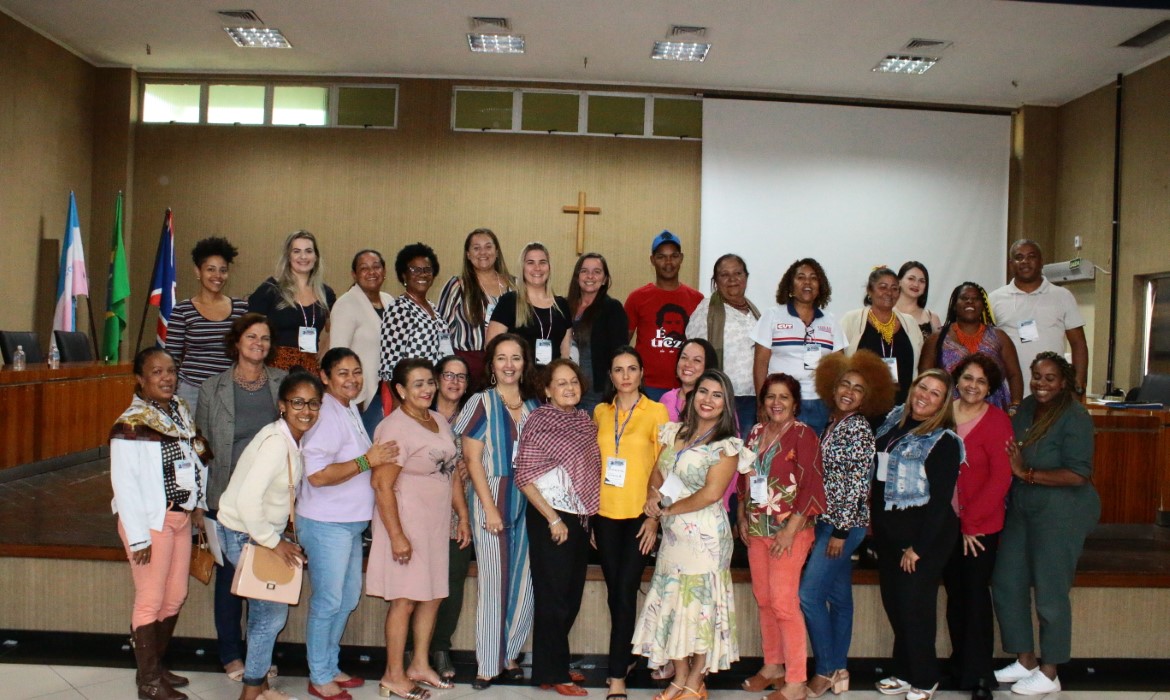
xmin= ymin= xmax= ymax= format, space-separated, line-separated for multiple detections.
xmin=217 ymin=421 xmax=303 ymax=549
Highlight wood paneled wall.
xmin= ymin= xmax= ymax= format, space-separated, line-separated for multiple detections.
xmin=128 ymin=79 xmax=702 ymax=343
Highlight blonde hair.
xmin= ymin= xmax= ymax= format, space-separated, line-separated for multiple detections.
xmin=899 ymin=368 xmax=957 ymax=435
xmin=273 ymin=230 xmax=328 ymax=311
xmin=514 ymin=242 xmax=563 ymax=328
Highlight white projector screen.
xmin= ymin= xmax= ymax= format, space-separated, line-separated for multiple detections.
xmin=700 ymin=99 xmax=1011 ymax=324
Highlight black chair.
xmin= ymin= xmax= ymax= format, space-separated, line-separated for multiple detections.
xmin=53 ymin=330 xmax=94 ymax=362
xmin=1136 ymin=373 xmax=1170 ymax=404
xmin=0 ymin=330 xmax=44 ymax=364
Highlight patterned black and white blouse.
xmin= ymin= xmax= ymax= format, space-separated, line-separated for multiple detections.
xmin=819 ymin=412 xmax=875 ymax=537
xmin=378 ymin=294 xmax=452 ymax=380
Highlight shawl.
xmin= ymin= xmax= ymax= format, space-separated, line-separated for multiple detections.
xmin=111 ymin=394 xmax=199 ymax=446
xmin=513 ymin=403 xmax=602 ymax=517
xmin=707 ymin=291 xmax=761 ymax=368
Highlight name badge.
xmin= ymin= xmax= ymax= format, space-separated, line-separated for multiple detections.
xmin=803 ymin=347 xmax=822 ymax=371
xmin=604 ymin=457 xmax=627 ymax=488
xmin=883 ymin=356 xmax=899 ymax=381
xmin=875 ymin=452 xmax=890 ymax=482
xmin=569 ymin=340 xmax=580 ymax=365
xmin=535 ymin=338 xmax=553 ymax=365
xmin=174 ymin=459 xmax=197 ymax=491
xmin=298 ymin=326 xmax=318 ymax=353
xmin=749 ymin=474 xmax=769 ymax=503
xmin=485 ymin=302 xmax=497 ymax=326
xmin=1019 ymin=319 xmax=1039 ymax=343
xmin=658 ymin=472 xmax=685 ymax=506
xmin=438 ymin=329 xmax=454 ymax=357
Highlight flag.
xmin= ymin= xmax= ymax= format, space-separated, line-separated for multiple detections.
xmin=102 ymin=193 xmax=130 ymax=362
xmin=148 ymin=209 xmax=177 ymax=346
xmin=52 ymin=191 xmax=90 ymax=333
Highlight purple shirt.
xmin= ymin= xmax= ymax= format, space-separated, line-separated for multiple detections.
xmin=299 ymin=393 xmax=374 ymax=522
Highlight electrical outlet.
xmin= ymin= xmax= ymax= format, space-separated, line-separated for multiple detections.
xmin=1074 ymin=235 xmax=1082 ymax=249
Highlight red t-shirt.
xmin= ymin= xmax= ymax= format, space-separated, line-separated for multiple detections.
xmin=624 ymin=283 xmax=704 ymax=389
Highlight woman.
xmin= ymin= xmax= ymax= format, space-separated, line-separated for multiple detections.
xmin=736 ymin=374 xmax=825 ymax=700
xmin=515 ymin=359 xmax=602 ymax=696
xmin=660 ymin=338 xmax=718 ymax=422
xmin=111 ymin=347 xmax=209 ymax=700
xmin=248 ymin=230 xmax=336 ymax=373
xmin=487 ymin=242 xmax=572 ymax=367
xmin=438 ymin=228 xmax=515 ymax=386
xmin=919 ymin=282 xmax=1023 ymax=413
xmin=331 ymin=249 xmax=394 ymax=437
xmin=168 ymin=237 xmax=248 ymax=408
xmin=453 ymin=333 xmax=542 ymax=688
xmin=633 ymin=369 xmax=754 ymax=700
xmin=895 ymin=262 xmax=941 ymax=339
xmin=871 ymin=369 xmax=963 ymax=700
xmin=427 ymin=357 xmax=475 ymax=681
xmin=299 ymin=348 xmax=396 ymax=700
xmin=840 ymin=267 xmax=925 ymax=405
xmin=991 ymin=352 xmax=1100 ymax=696
xmin=686 ymin=253 xmax=762 ymax=437
xmin=567 ymin=252 xmax=629 ymax=415
xmin=942 ymin=354 xmax=1013 ymax=700
xmin=593 ymin=346 xmax=669 ymax=699
xmin=800 ymin=350 xmax=896 ymax=697
xmin=379 ymin=243 xmax=451 ymax=391
xmin=217 ymin=371 xmax=324 ymax=700
xmin=368 ymin=358 xmax=460 ymax=700
xmin=197 ymin=313 xmax=287 ymax=683
xmin=753 ymin=258 xmax=845 ymax=435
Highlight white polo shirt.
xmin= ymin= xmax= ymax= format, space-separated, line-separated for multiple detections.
xmin=751 ymin=302 xmax=846 ymax=396
xmin=989 ymin=277 xmax=1084 ymax=394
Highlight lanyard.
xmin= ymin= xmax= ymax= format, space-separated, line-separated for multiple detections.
xmin=673 ymin=427 xmax=714 ymax=470
xmin=613 ymin=395 xmax=641 ymax=453
xmin=299 ymin=301 xmax=317 ymax=328
xmin=534 ymin=304 xmax=552 ymax=340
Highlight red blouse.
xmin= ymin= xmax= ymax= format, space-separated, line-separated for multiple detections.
xmin=955 ymin=404 xmax=1014 ymax=535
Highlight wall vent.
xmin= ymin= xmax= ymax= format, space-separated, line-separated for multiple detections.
xmin=470 ymin=17 xmax=511 ymax=31
xmin=1119 ymin=20 xmax=1170 ymax=48
xmin=670 ymin=25 xmax=708 ymax=38
xmin=903 ymin=38 xmax=951 ymax=51
xmin=217 ymin=10 xmax=263 ymax=24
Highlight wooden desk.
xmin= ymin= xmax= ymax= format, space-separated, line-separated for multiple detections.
xmin=0 ymin=362 xmax=135 ymax=470
xmin=1088 ymin=406 xmax=1170 ymax=525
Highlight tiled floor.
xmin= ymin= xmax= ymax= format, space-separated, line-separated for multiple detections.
xmin=4 ymin=665 xmax=1167 ymax=700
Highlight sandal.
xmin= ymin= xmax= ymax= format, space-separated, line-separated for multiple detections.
xmin=654 ymin=681 xmax=687 ymax=700
xmin=472 ymin=677 xmax=493 ymax=691
xmin=540 ymin=683 xmax=589 ymax=697
xmin=408 ymin=675 xmax=454 ymax=690
xmin=378 ymin=683 xmax=431 ymax=700
xmin=650 ymin=663 xmax=676 ymax=681
xmin=569 ymin=669 xmax=586 ymax=683
xmin=743 ymin=672 xmax=783 ymax=692
xmin=502 ymin=666 xmax=525 ymax=681
xmin=430 ymin=651 xmax=455 ymax=680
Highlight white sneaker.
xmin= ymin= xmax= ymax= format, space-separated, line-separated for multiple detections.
xmin=1011 ymin=669 xmax=1061 ymax=695
xmin=876 ymin=676 xmax=911 ymax=695
xmin=995 ymin=660 xmax=1036 ymax=684
xmin=906 ymin=683 xmax=938 ymax=700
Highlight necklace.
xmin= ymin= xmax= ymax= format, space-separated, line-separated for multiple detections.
xmin=403 ymin=406 xmax=437 ymax=426
xmin=868 ymin=309 xmax=899 ymax=345
xmin=954 ymin=324 xmax=986 ymax=355
xmin=233 ymin=365 xmax=267 ymax=392
xmin=725 ymin=297 xmax=751 ymax=312
xmin=497 ymin=388 xmax=523 ymax=411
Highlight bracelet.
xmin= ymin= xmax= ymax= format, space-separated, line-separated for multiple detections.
xmin=1026 ymin=468 xmax=1035 ymax=485
xmin=355 ymin=455 xmax=371 ymax=473
xmin=548 ymin=518 xmax=562 ymax=528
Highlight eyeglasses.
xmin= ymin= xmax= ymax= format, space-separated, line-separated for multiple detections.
xmin=286 ymin=398 xmax=322 ymax=411
xmin=407 ymin=265 xmax=434 ymax=276
xmin=716 ymin=271 xmax=747 ymax=281
xmin=441 ymin=372 xmax=469 ymax=382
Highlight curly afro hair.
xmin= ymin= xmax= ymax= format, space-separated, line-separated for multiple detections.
xmin=814 ymin=349 xmax=897 ymax=418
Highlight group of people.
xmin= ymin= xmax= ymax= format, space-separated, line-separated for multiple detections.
xmin=108 ymin=228 xmax=1099 ymax=700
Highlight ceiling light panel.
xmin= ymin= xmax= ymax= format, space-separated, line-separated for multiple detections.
xmin=225 ymin=27 xmax=290 ymax=48
xmin=467 ymin=33 xmax=525 ymax=54
xmin=872 ymin=54 xmax=937 ymax=75
xmin=651 ymin=41 xmax=710 ymax=62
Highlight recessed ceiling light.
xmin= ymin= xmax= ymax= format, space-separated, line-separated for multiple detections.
xmin=651 ymin=41 xmax=710 ymax=62
xmin=873 ymin=54 xmax=937 ymax=75
xmin=225 ymin=27 xmax=290 ymax=48
xmin=467 ymin=33 xmax=525 ymax=54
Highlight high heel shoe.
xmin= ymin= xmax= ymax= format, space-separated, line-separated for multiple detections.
xmin=763 ymin=683 xmax=808 ymax=700
xmin=742 ymin=672 xmax=783 ymax=692
xmin=827 ymin=670 xmax=849 ymax=695
xmin=654 ymin=682 xmax=686 ymax=700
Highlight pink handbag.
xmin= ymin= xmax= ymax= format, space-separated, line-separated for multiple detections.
xmin=230 ymin=450 xmax=303 ymax=605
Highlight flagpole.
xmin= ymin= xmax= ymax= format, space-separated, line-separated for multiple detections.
xmin=84 ymin=296 xmax=100 ymax=359
xmin=134 ymin=295 xmax=151 ymax=353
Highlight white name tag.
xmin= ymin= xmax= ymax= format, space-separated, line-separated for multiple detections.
xmin=883 ymin=356 xmax=899 ymax=381
xmin=604 ymin=457 xmax=627 ymax=488
xmin=750 ymin=474 xmax=769 ymax=503
xmin=298 ymin=326 xmax=318 ymax=353
xmin=1019 ymin=319 xmax=1039 ymax=343
xmin=569 ymin=340 xmax=580 ymax=365
xmin=535 ymin=338 xmax=553 ymax=365
xmin=438 ymin=330 xmax=454 ymax=357
xmin=174 ymin=459 xmax=197 ymax=491
xmin=803 ymin=347 xmax=822 ymax=371
xmin=875 ymin=452 xmax=890 ymax=482
xmin=659 ymin=472 xmax=685 ymax=506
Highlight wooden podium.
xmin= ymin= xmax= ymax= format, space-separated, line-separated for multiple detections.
xmin=1087 ymin=406 xmax=1170 ymax=525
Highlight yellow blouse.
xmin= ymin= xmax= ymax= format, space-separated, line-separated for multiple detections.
xmin=593 ymin=396 xmax=670 ymax=519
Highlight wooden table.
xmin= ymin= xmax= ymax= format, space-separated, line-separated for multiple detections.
xmin=0 ymin=362 xmax=135 ymax=470
xmin=1088 ymin=406 xmax=1170 ymax=525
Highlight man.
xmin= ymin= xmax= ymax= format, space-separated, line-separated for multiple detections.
xmin=624 ymin=231 xmax=704 ymax=400
xmin=989 ymin=239 xmax=1089 ymax=397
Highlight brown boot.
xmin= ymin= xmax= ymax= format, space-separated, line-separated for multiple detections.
xmin=155 ymin=615 xmax=190 ymax=687
xmin=132 ymin=623 xmax=187 ymax=700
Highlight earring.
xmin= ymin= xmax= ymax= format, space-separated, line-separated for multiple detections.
xmin=490 ymin=373 xmax=497 ymax=386
xmin=280 ymin=411 xmax=286 ymax=418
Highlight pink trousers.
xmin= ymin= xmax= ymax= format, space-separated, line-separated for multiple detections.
xmin=118 ymin=511 xmax=192 ymax=629
xmin=747 ymin=528 xmax=815 ymax=682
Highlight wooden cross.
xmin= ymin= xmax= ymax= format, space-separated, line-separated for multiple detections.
xmin=562 ymin=191 xmax=600 ymax=255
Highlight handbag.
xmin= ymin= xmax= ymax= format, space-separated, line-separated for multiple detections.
xmin=189 ymin=530 xmax=214 ymax=585
xmin=230 ymin=446 xmax=303 ymax=605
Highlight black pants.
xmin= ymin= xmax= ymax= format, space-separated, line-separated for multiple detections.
xmin=526 ymin=504 xmax=589 ymax=685
xmin=591 ymin=514 xmax=648 ymax=680
xmin=943 ymin=531 xmax=1000 ymax=689
xmin=874 ymin=513 xmax=958 ymax=690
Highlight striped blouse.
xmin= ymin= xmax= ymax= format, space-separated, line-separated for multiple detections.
xmin=167 ymin=298 xmax=248 ymax=387
xmin=454 ymin=388 xmax=540 ymax=478
xmin=437 ymin=276 xmax=508 ymax=354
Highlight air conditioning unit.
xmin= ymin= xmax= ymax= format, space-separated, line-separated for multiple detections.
xmin=1043 ymin=258 xmax=1095 ymax=284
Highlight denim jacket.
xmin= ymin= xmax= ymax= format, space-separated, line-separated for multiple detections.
xmin=874 ymin=405 xmax=965 ymax=510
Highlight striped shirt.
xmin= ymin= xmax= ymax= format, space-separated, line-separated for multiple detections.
xmin=751 ymin=302 xmax=845 ymax=395
xmin=168 ymin=298 xmax=248 ymax=387
xmin=437 ymin=275 xmax=508 ymax=353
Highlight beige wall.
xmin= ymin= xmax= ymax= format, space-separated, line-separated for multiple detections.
xmin=0 ymin=12 xmax=95 ymax=338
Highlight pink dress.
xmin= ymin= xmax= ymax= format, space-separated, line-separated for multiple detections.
xmin=367 ymin=409 xmax=458 ymax=601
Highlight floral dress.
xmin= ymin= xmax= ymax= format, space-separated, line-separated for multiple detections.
xmin=631 ymin=422 xmax=754 ymax=673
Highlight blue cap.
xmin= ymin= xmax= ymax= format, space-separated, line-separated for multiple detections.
xmin=651 ymin=230 xmax=682 ymax=253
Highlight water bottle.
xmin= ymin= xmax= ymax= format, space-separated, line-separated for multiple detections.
xmin=12 ymin=345 xmax=26 ymax=371
xmin=48 ymin=344 xmax=60 ymax=370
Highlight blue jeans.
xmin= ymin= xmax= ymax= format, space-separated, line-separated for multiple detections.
xmin=799 ymin=522 xmax=867 ymax=675
xmin=210 ymin=515 xmax=245 ymax=667
xmin=361 ymin=386 xmax=384 ymax=440
xmin=800 ymin=398 xmax=830 ymax=436
xmin=298 ymin=517 xmax=367 ymax=685
xmin=220 ymin=526 xmax=291 ymax=687
xmin=735 ymin=395 xmax=757 ymax=438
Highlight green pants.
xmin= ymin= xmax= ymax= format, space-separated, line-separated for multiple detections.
xmin=991 ymin=483 xmax=1099 ymax=665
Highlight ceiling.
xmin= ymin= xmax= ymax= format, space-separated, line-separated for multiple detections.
xmin=3 ymin=0 xmax=1170 ymax=108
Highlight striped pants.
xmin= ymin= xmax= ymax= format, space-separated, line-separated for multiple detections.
xmin=470 ymin=475 xmax=534 ymax=678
